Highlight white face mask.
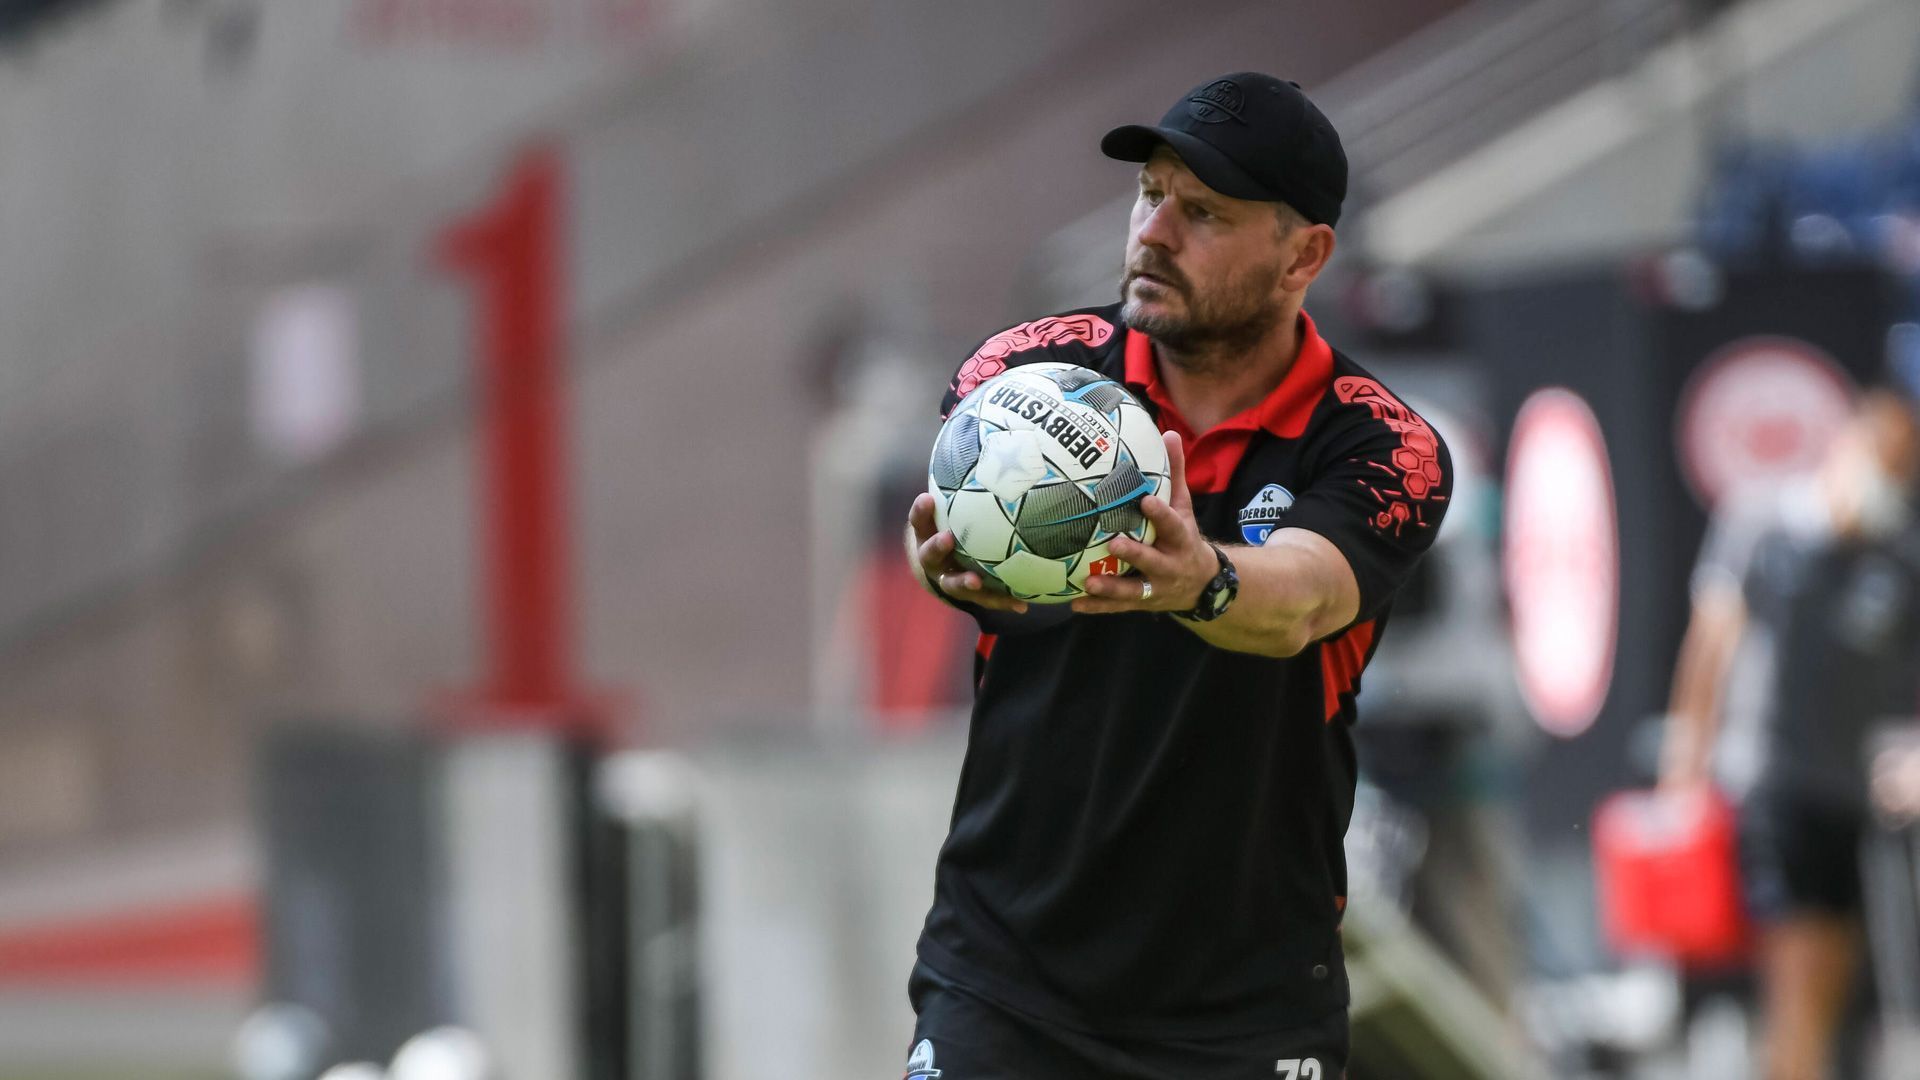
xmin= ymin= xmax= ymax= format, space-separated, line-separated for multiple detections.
xmin=1856 ymin=461 xmax=1911 ymax=539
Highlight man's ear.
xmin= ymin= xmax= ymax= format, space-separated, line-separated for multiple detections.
xmin=1284 ymin=225 xmax=1336 ymax=291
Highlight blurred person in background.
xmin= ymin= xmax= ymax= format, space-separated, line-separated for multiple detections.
xmin=1661 ymin=389 xmax=1920 ymax=1080
xmin=902 ymin=73 xmax=1451 ymax=1078
xmin=1872 ymin=738 xmax=1920 ymax=824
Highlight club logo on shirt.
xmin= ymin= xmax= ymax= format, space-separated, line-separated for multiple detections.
xmin=904 ymin=1038 xmax=942 ymax=1078
xmin=1239 ymin=483 xmax=1295 ymax=544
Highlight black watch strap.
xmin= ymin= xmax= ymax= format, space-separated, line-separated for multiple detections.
xmin=1181 ymin=541 xmax=1239 ymax=622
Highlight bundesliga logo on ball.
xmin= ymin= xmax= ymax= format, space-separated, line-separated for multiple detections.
xmin=928 ymin=362 xmax=1170 ymax=602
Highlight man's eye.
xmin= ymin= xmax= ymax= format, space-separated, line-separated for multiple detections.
xmin=1141 ymin=188 xmax=1163 ymax=206
xmin=1189 ymin=205 xmax=1214 ymax=221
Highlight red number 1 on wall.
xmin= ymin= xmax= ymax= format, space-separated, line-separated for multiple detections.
xmin=436 ymin=146 xmax=581 ymax=720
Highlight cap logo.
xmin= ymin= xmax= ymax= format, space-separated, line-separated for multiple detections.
xmin=1186 ymin=79 xmax=1247 ymax=125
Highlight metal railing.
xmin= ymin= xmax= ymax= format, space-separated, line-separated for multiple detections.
xmin=1018 ymin=0 xmax=1706 ymax=313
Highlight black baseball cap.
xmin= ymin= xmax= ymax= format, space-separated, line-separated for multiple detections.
xmin=1101 ymin=72 xmax=1347 ymax=227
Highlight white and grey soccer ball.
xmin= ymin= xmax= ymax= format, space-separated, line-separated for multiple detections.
xmin=929 ymin=362 xmax=1170 ymax=602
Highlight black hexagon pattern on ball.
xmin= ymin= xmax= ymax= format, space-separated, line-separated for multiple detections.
xmin=1014 ymin=482 xmax=1100 ymax=559
xmin=1075 ymin=382 xmax=1130 ymax=416
xmin=1042 ymin=366 xmax=1108 ymax=392
xmin=931 ymin=410 xmax=982 ymax=491
xmin=1092 ymin=458 xmax=1148 ymax=536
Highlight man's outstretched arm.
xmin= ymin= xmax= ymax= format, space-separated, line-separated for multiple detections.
xmin=1069 ymin=431 xmax=1359 ymax=657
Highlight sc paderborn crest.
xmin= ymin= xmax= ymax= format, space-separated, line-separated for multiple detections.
xmin=1238 ymin=483 xmax=1295 ymax=544
xmin=904 ymin=1038 xmax=943 ymax=1079
xmin=1187 ymin=78 xmax=1247 ymax=124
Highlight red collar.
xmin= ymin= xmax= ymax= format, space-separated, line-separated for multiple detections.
xmin=1122 ymin=309 xmax=1332 ymax=439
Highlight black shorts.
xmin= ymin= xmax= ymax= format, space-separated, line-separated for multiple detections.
xmin=1739 ymin=790 xmax=1866 ymax=920
xmin=905 ymin=962 xmax=1349 ymax=1080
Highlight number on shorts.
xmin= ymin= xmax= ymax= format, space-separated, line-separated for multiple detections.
xmin=1275 ymin=1059 xmax=1322 ymax=1079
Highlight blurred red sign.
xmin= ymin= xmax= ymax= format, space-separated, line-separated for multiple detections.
xmin=1675 ymin=336 xmax=1853 ymax=509
xmin=1503 ymin=388 xmax=1618 ymax=738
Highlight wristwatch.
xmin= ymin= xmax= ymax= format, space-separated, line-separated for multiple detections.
xmin=1179 ymin=541 xmax=1239 ymax=622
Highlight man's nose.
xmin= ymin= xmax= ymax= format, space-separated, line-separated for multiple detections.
xmin=1136 ymin=201 xmax=1180 ymax=252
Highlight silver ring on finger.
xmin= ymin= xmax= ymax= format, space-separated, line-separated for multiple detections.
xmin=1140 ymin=580 xmax=1153 ymax=602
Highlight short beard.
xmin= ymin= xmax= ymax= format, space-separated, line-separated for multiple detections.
xmin=1119 ymin=258 xmax=1286 ymax=375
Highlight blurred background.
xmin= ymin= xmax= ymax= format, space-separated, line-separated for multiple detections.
xmin=4 ymin=0 xmax=1920 ymax=1077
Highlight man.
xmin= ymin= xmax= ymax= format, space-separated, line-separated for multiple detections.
xmin=901 ymin=73 xmax=1452 ymax=1077
xmin=1662 ymin=390 xmax=1920 ymax=1080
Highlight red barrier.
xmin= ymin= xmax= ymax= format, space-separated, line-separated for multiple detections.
xmin=1594 ymin=787 xmax=1752 ymax=969
xmin=0 ymin=894 xmax=258 ymax=988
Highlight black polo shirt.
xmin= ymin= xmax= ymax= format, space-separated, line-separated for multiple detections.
xmin=916 ymin=303 xmax=1452 ymax=1037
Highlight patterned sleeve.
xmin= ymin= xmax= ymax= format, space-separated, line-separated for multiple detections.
xmin=937 ymin=313 xmax=1119 ymax=418
xmin=1277 ymin=376 xmax=1453 ymax=624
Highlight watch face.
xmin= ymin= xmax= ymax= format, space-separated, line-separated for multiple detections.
xmin=1189 ymin=545 xmax=1237 ymax=620
xmin=1205 ymin=580 xmax=1236 ymax=614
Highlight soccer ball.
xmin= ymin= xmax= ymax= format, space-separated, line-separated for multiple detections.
xmin=929 ymin=362 xmax=1170 ymax=602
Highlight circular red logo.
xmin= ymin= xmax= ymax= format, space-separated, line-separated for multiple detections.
xmin=1504 ymin=389 xmax=1618 ymax=738
xmin=1675 ymin=337 xmax=1853 ymax=509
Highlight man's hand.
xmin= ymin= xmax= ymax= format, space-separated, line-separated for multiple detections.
xmin=908 ymin=492 xmax=1029 ymax=613
xmin=1072 ymin=431 xmax=1218 ymax=616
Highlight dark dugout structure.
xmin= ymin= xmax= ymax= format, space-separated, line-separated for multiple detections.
xmin=1463 ymin=259 xmax=1901 ymax=841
